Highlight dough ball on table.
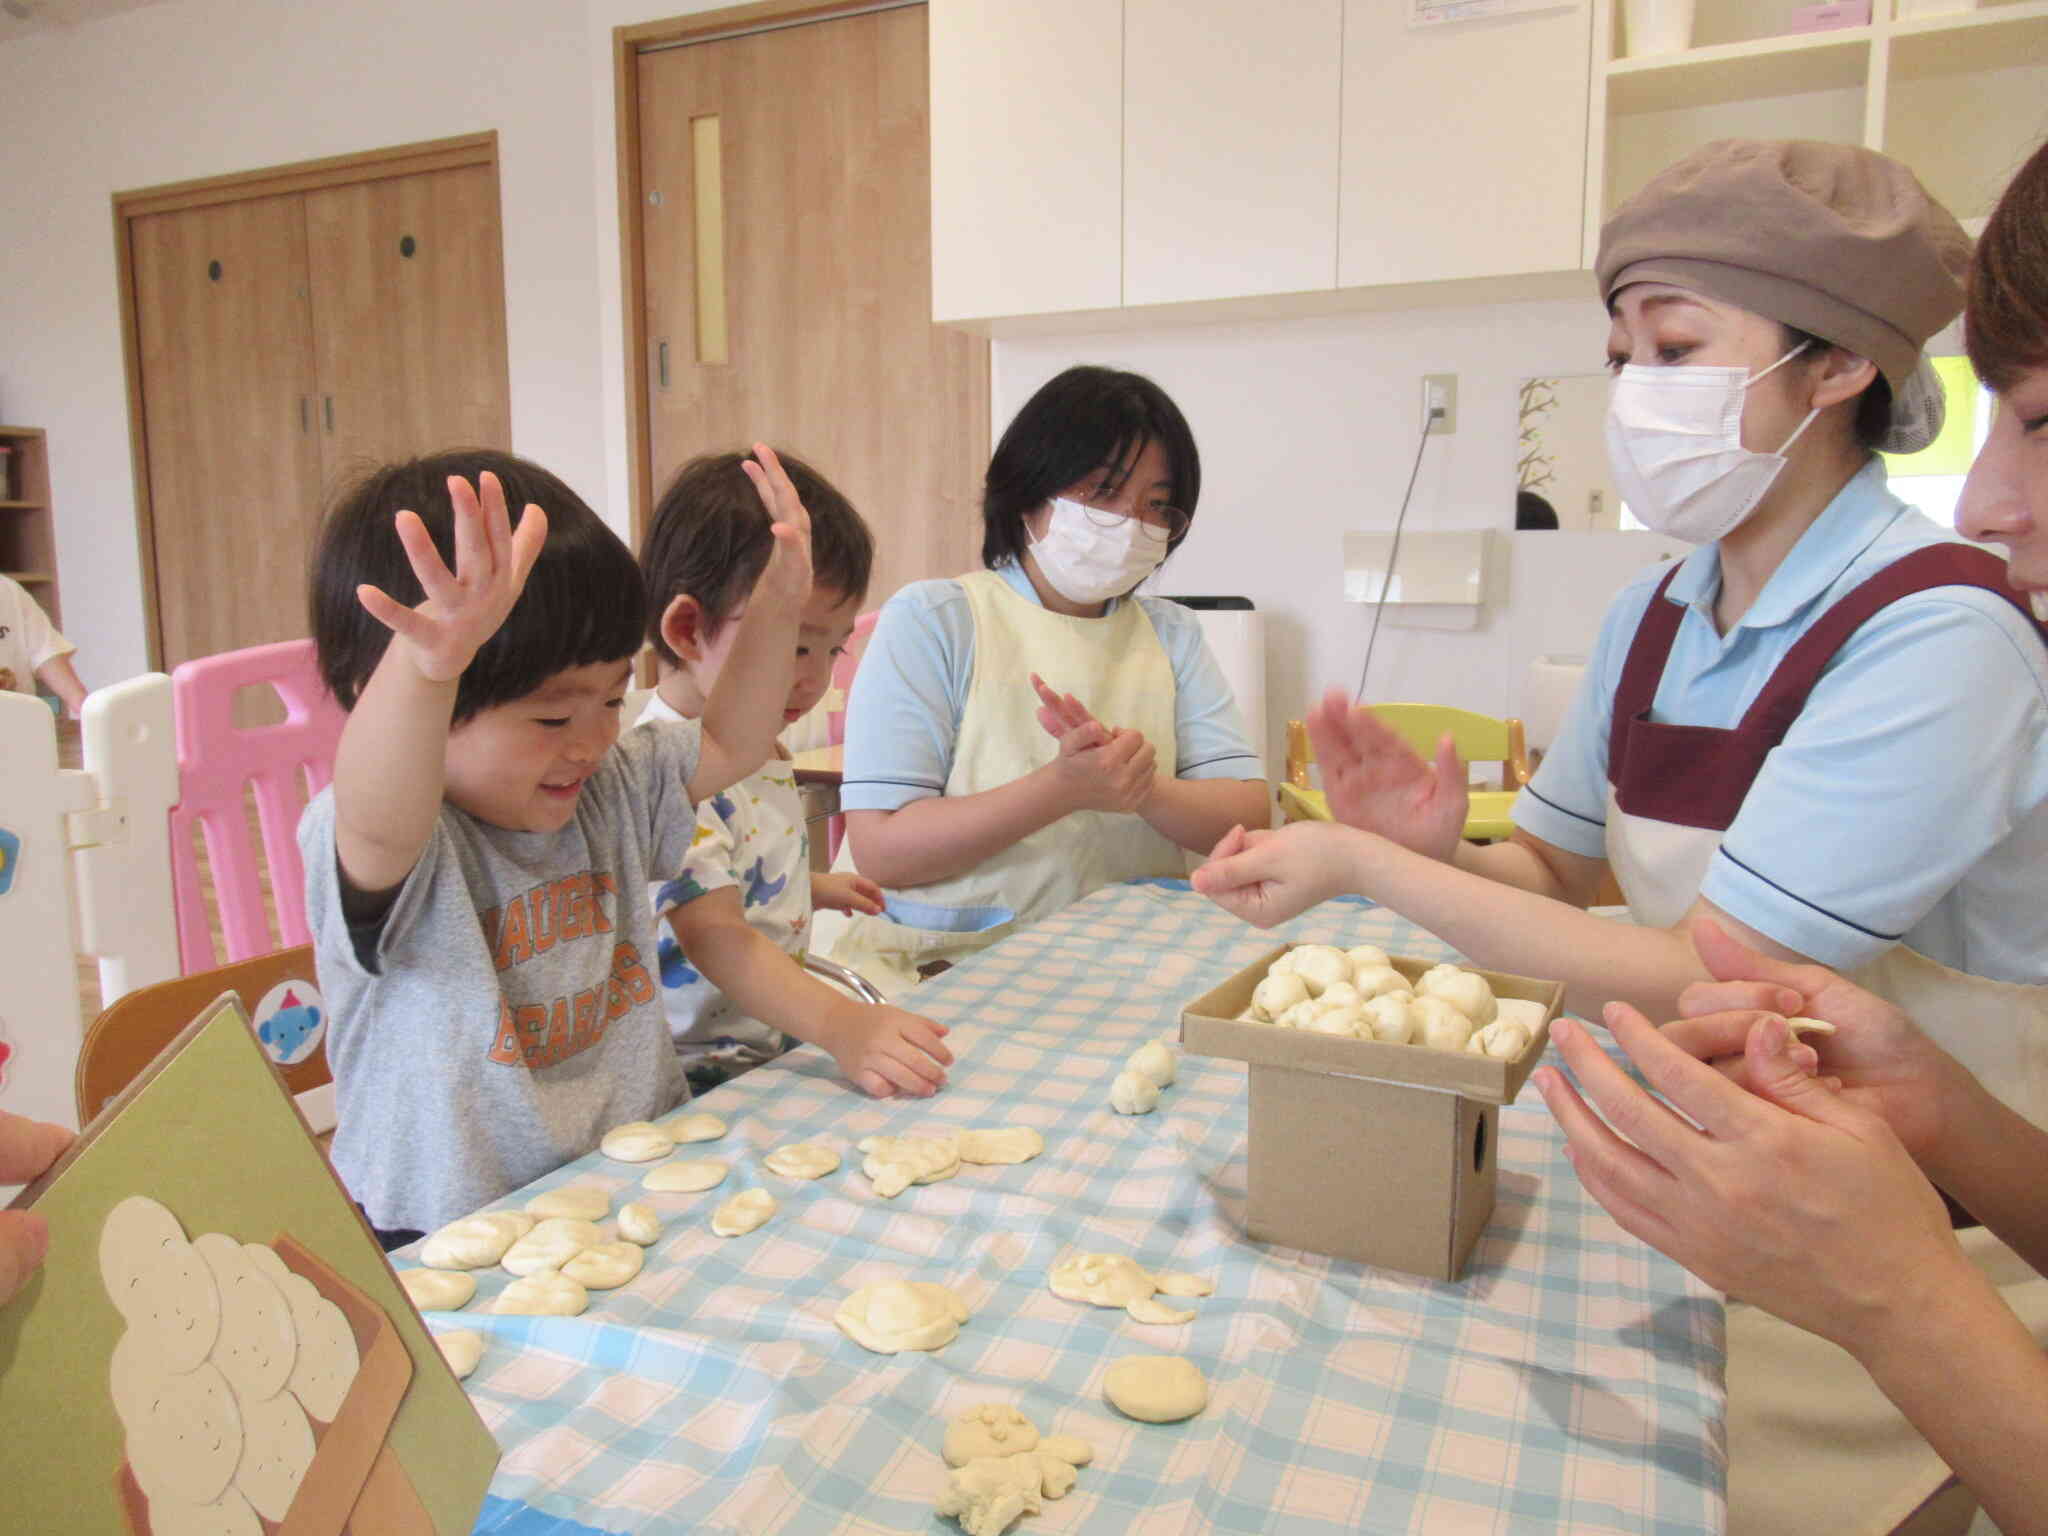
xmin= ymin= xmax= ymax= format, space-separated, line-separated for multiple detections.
xmin=1103 ymin=1354 xmax=1209 ymax=1423
xmin=1109 ymin=1070 xmax=1160 ymax=1115
xmin=271 ymin=1271 xmax=360 ymax=1423
xmin=145 ymin=1485 xmax=263 ymax=1536
xmin=493 ymin=1270 xmax=589 ymax=1317
xmin=1361 ymin=994 xmax=1417 ymax=1045
xmin=1418 ymin=965 xmax=1497 ymax=1027
xmin=502 ymin=1218 xmax=604 ymax=1277
xmin=663 ymin=1112 xmax=728 ymax=1143
xmin=956 ymin=1127 xmax=1045 ymax=1166
xmin=1344 ymin=944 xmax=1390 ymax=977
xmin=417 ymin=1212 xmax=533 ymax=1270
xmin=711 ymin=1188 xmax=778 ymax=1237
xmin=525 ymin=1184 xmax=611 ymax=1221
xmin=1466 ymin=1019 xmax=1534 ymax=1060
xmin=231 ymin=1389 xmax=315 ymax=1523
xmin=432 ymin=1328 xmax=485 ymax=1380
xmin=191 ymin=1232 xmax=296 ymax=1406
xmin=109 ymin=1334 xmax=242 ymax=1507
xmin=100 ymin=1195 xmax=221 ymax=1375
xmin=1049 ymin=1252 xmax=1157 ymax=1311
xmin=1351 ymin=965 xmax=1413 ymax=1002
xmin=1289 ymin=945 xmax=1350 ymax=996
xmin=943 ymin=1403 xmax=1040 ymax=1466
xmin=616 ymin=1202 xmax=662 ymax=1245
xmin=645 ymin=1158 xmax=729 ymax=1193
xmin=599 ymin=1121 xmax=676 ymax=1163
xmin=835 ymin=1279 xmax=970 ymax=1353
xmin=399 ymin=1267 xmax=477 ymax=1312
xmin=1250 ymin=972 xmax=1309 ymax=1020
xmin=764 ymin=1142 xmax=842 ymax=1180
xmin=1127 ymin=1040 xmax=1177 ymax=1088
xmin=1414 ymin=995 xmax=1477 ymax=1053
xmin=857 ymin=1134 xmax=961 ymax=1198
xmin=561 ymin=1240 xmax=645 ymax=1290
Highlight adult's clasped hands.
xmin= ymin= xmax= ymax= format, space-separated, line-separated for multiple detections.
xmin=1030 ymin=674 xmax=1156 ymax=815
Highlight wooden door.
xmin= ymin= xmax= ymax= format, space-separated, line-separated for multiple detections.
xmin=635 ymin=4 xmax=987 ymax=607
xmin=131 ymin=194 xmax=324 ymax=669
xmin=304 ymin=165 xmax=512 ymax=486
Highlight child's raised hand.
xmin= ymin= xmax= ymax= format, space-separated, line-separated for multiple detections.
xmin=740 ymin=442 xmax=814 ymax=614
xmin=355 ymin=472 xmax=548 ymax=683
xmin=830 ymin=1004 xmax=953 ymax=1099
xmin=812 ymin=871 xmax=886 ymax=916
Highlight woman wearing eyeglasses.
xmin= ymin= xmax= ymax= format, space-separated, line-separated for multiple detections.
xmin=833 ymin=365 xmax=1268 ymax=990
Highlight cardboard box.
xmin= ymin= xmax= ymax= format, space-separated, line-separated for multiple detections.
xmin=1181 ymin=945 xmax=1563 ymax=1281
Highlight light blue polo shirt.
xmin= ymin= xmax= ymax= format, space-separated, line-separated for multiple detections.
xmin=840 ymin=562 xmax=1262 ymax=816
xmin=1515 ymin=459 xmax=2048 ymax=982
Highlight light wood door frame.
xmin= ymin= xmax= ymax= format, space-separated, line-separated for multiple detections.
xmin=613 ymin=0 xmax=932 ymax=553
xmin=114 ymin=132 xmax=501 ymax=671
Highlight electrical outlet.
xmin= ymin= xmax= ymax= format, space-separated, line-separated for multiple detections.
xmin=1423 ymin=373 xmax=1457 ymax=436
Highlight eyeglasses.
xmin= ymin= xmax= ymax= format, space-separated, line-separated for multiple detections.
xmin=1075 ymin=498 xmax=1190 ymax=541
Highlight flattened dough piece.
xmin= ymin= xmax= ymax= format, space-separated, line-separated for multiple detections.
xmin=857 ymin=1133 xmax=960 ymax=1198
xmin=1153 ymin=1271 xmax=1215 ymax=1298
xmin=936 ymin=1452 xmax=1042 ymax=1536
xmin=710 ymin=1188 xmax=777 ymax=1237
xmin=418 ymin=1211 xmax=534 ymax=1270
xmin=525 ymin=1184 xmax=611 ymax=1221
xmin=644 ymin=1158 xmax=729 ymax=1193
xmin=943 ymin=1403 xmax=1040 ymax=1466
xmin=834 ymin=1279 xmax=969 ymax=1353
xmin=1049 ymin=1252 xmax=1156 ymax=1310
xmin=616 ymin=1202 xmax=662 ymax=1245
xmin=1037 ymin=1433 xmax=1095 ymax=1467
xmin=1126 ymin=1296 xmax=1196 ymax=1325
xmin=956 ymin=1126 xmax=1044 ymax=1166
xmin=399 ymin=1268 xmax=477 ymax=1312
xmin=433 ymin=1328 xmax=485 ymax=1380
xmin=600 ymin=1121 xmax=675 ymax=1163
xmin=1103 ymin=1354 xmax=1208 ymax=1423
xmin=664 ymin=1112 xmax=728 ymax=1143
xmin=561 ymin=1240 xmax=644 ymax=1290
xmin=502 ymin=1218 xmax=604 ymax=1277
xmin=764 ymin=1142 xmax=841 ymax=1180
xmin=493 ymin=1270 xmax=589 ymax=1316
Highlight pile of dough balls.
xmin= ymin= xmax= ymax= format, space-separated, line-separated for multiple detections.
xmin=1238 ymin=946 xmax=1539 ymax=1059
xmin=99 ymin=1195 xmax=362 ymax=1530
xmin=1110 ymin=1036 xmax=1179 ymax=1116
xmin=934 ymin=1403 xmax=1095 ymax=1536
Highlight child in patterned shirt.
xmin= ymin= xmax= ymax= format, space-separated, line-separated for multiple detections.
xmin=637 ymin=450 xmax=952 ymax=1098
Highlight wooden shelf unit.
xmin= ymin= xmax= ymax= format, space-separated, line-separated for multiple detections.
xmin=0 ymin=427 xmax=59 ymax=631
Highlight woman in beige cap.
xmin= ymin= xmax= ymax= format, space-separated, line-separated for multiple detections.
xmin=1540 ymin=139 xmax=2048 ymax=1536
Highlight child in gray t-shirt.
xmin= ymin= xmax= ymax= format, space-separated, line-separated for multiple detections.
xmin=300 ymin=446 xmax=812 ymax=1241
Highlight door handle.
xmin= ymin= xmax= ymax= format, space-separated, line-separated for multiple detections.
xmin=658 ymin=339 xmax=670 ymax=391
xmin=323 ymin=396 xmax=334 ymax=433
xmin=300 ymin=397 xmax=310 ymax=434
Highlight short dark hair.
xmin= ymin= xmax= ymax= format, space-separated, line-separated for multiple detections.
xmin=1967 ymin=136 xmax=2048 ymax=394
xmin=309 ymin=449 xmax=645 ymax=723
xmin=981 ymin=366 xmax=1201 ymax=572
xmin=640 ymin=449 xmax=872 ymax=665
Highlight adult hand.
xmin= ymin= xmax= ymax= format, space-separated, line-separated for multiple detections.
xmin=0 ymin=1111 xmax=75 ymax=1307
xmin=1304 ymin=689 xmax=1467 ymax=862
xmin=1190 ymin=821 xmax=1358 ymax=928
xmin=1536 ymin=1005 xmax=1968 ymax=1359
xmin=740 ymin=442 xmax=815 ymax=616
xmin=354 ymin=471 xmax=549 ymax=684
xmin=1029 ymin=673 xmax=1094 ymax=742
xmin=1667 ymin=920 xmax=1958 ymax=1163
xmin=825 ymin=1003 xmax=953 ymax=1098
xmin=1047 ymin=719 xmax=1156 ymax=815
xmin=812 ymin=871 xmax=886 ymax=916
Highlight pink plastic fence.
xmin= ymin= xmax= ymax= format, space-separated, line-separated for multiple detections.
xmin=169 ymin=639 xmax=345 ymax=972
xmin=825 ymin=610 xmax=879 ymax=865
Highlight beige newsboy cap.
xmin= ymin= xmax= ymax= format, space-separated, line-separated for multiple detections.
xmin=1596 ymin=139 xmax=1971 ymax=387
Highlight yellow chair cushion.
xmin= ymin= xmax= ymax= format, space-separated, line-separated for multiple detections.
xmin=1275 ymin=781 xmax=1517 ymax=843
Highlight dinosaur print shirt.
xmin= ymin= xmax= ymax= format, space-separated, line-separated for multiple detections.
xmin=638 ymin=693 xmax=811 ymax=1082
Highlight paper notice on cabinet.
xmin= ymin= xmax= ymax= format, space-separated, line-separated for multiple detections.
xmin=1411 ymin=0 xmax=1577 ymax=26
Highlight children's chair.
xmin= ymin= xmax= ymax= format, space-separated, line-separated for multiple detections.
xmin=169 ymin=639 xmax=346 ymax=972
xmin=1281 ymin=704 xmax=1531 ymax=842
xmin=822 ymin=610 xmax=880 ymax=865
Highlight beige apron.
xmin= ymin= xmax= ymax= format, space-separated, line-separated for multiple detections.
xmin=1604 ymin=552 xmax=2048 ymax=1533
xmin=832 ymin=570 xmax=1185 ymax=993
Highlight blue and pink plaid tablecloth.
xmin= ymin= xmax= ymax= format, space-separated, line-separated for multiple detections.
xmin=422 ymin=881 xmax=1725 ymax=1535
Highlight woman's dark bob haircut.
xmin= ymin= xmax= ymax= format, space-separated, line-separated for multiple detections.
xmin=981 ymin=365 xmax=1201 ymax=572
xmin=310 ymin=449 xmax=645 ymax=724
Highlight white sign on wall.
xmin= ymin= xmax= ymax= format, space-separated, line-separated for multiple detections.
xmin=1410 ymin=0 xmax=1577 ymax=26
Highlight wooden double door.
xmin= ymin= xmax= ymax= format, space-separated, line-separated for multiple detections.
xmin=124 ymin=139 xmax=511 ymax=673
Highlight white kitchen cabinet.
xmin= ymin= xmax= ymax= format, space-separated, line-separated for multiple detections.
xmin=1338 ymin=0 xmax=1592 ymax=290
xmin=929 ymin=0 xmax=1122 ymax=322
xmin=1122 ymin=0 xmax=1342 ymax=307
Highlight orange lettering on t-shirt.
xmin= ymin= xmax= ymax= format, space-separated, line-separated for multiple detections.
xmin=495 ymin=894 xmax=532 ymax=971
xmin=570 ymin=986 xmax=600 ymax=1050
xmin=487 ymin=999 xmax=522 ymax=1063
xmin=513 ymin=1003 xmax=549 ymax=1069
xmin=557 ymin=873 xmax=591 ymax=941
xmin=612 ymin=941 xmax=655 ymax=1007
xmin=527 ymin=884 xmax=557 ymax=956
xmin=591 ymin=872 xmax=617 ymax=933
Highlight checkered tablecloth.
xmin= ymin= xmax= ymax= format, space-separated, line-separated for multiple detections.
xmin=426 ymin=882 xmax=1725 ymax=1535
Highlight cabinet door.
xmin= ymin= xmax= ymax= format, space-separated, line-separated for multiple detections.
xmin=929 ymin=0 xmax=1122 ymax=321
xmin=132 ymin=194 xmax=324 ymax=669
xmin=303 ymin=165 xmax=512 ymax=485
xmin=1338 ymin=0 xmax=1590 ymax=289
xmin=1124 ymin=0 xmax=1341 ymax=307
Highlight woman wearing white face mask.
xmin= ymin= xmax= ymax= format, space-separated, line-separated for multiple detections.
xmin=1196 ymin=139 xmax=2048 ymax=1105
xmin=834 ymin=366 xmax=1268 ymax=989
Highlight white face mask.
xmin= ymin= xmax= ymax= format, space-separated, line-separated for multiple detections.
xmin=1605 ymin=344 xmax=1820 ymax=544
xmin=1028 ymin=496 xmax=1172 ymax=604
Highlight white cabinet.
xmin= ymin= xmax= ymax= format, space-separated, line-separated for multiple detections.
xmin=1123 ymin=0 xmax=1342 ymax=307
xmin=929 ymin=0 xmax=1122 ymax=322
xmin=1338 ymin=0 xmax=1592 ymax=289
